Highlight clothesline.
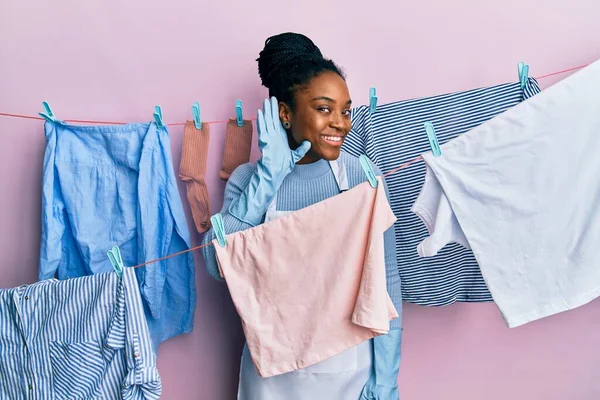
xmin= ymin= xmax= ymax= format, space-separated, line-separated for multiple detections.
xmin=130 ymin=63 xmax=591 ymax=269
xmin=129 ymin=154 xmax=425 ymax=269
xmin=1 ymin=61 xmax=589 ymax=271
xmin=0 ymin=63 xmax=588 ymax=127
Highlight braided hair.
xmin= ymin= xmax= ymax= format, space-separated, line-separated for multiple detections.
xmin=257 ymin=32 xmax=345 ymax=110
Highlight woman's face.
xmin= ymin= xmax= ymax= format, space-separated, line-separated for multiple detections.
xmin=279 ymin=71 xmax=352 ymax=164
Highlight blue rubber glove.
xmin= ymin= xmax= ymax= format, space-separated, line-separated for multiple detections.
xmin=360 ymin=329 xmax=402 ymax=400
xmin=229 ymin=96 xmax=311 ymax=226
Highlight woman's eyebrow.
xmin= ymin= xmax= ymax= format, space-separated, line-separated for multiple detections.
xmin=311 ymin=97 xmax=352 ymax=105
xmin=311 ymin=96 xmax=335 ymax=102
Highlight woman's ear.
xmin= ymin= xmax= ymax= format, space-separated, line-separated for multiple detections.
xmin=278 ymin=101 xmax=300 ymax=149
xmin=279 ymin=102 xmax=292 ymax=128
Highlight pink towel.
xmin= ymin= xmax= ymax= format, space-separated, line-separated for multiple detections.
xmin=213 ymin=177 xmax=399 ymax=378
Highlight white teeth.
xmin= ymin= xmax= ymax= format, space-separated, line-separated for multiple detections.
xmin=324 ymin=136 xmax=341 ymax=142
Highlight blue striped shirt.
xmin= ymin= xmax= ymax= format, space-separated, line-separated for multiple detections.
xmin=0 ymin=267 xmax=161 ymax=399
xmin=342 ymin=79 xmax=541 ymax=306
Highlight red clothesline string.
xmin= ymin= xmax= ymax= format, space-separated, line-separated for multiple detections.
xmin=0 ymin=113 xmax=236 ymax=126
xmin=131 ymin=243 xmax=213 ymax=269
xmin=0 ymin=63 xmax=589 ymax=127
xmin=0 ymin=62 xmax=590 ymax=269
xmin=535 ymin=64 xmax=588 ymax=80
xmin=129 ymin=153 xmax=427 ymax=269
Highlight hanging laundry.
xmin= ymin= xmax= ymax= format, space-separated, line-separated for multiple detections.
xmin=179 ymin=120 xmax=212 ymax=233
xmin=220 ymin=118 xmax=253 ymax=180
xmin=203 ymin=150 xmax=402 ymax=399
xmin=0 ymin=267 xmax=161 ymax=399
xmin=236 ymin=157 xmax=376 ymax=400
xmin=342 ymin=78 xmax=541 ymax=306
xmin=39 ymin=120 xmax=196 ymax=348
xmin=213 ymin=176 xmax=398 ymax=378
xmin=203 ymin=153 xmax=403 ymax=323
xmin=412 ymin=59 xmax=600 ymax=328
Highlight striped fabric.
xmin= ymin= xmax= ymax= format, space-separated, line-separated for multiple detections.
xmin=0 ymin=267 xmax=161 ymax=400
xmin=342 ymin=79 xmax=541 ymax=306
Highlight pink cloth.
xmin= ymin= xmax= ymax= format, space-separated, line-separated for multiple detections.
xmin=213 ymin=177 xmax=399 ymax=378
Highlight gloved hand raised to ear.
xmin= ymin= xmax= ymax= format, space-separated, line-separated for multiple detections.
xmin=229 ymin=96 xmax=311 ymax=226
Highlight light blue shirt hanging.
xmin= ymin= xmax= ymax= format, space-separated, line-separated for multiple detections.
xmin=39 ymin=119 xmax=196 ymax=348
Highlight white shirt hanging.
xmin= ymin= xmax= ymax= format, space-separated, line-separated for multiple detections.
xmin=412 ymin=58 xmax=600 ymax=328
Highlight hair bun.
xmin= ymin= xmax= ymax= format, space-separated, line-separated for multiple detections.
xmin=257 ymin=32 xmax=324 ymax=89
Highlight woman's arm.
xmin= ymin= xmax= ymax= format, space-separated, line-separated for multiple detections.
xmin=202 ymin=97 xmax=311 ymax=281
xmin=201 ymin=163 xmax=258 ymax=281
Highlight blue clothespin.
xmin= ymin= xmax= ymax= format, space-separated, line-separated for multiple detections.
xmin=39 ymin=101 xmax=56 ymax=123
xmin=210 ymin=214 xmax=227 ymax=247
xmin=424 ymin=122 xmax=442 ymax=157
xmin=518 ymin=61 xmax=529 ymax=89
xmin=153 ymin=105 xmax=164 ymax=128
xmin=107 ymin=245 xmax=124 ymax=278
xmin=369 ymin=87 xmax=378 ymax=113
xmin=235 ymin=100 xmax=244 ymax=127
xmin=192 ymin=102 xmax=201 ymax=129
xmin=359 ymin=155 xmax=378 ymax=188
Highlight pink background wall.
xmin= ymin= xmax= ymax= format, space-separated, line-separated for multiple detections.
xmin=1 ymin=0 xmax=599 ymax=399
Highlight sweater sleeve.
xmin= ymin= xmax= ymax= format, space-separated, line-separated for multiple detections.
xmin=201 ymin=163 xmax=259 ymax=281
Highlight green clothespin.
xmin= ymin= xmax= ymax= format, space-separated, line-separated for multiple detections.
xmin=424 ymin=122 xmax=442 ymax=157
xmin=192 ymin=102 xmax=201 ymax=129
xmin=107 ymin=245 xmax=125 ymax=278
xmin=235 ymin=100 xmax=243 ymax=127
xmin=359 ymin=155 xmax=378 ymax=188
xmin=210 ymin=214 xmax=227 ymax=247
xmin=39 ymin=101 xmax=56 ymax=123
xmin=369 ymin=87 xmax=377 ymax=113
xmin=518 ymin=61 xmax=529 ymax=89
xmin=153 ymin=105 xmax=164 ymax=128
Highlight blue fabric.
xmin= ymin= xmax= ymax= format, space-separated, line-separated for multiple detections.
xmin=343 ymin=78 xmax=542 ymax=306
xmin=39 ymin=120 xmax=195 ymax=348
xmin=0 ymin=268 xmax=161 ymax=400
xmin=360 ymin=329 xmax=402 ymax=400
